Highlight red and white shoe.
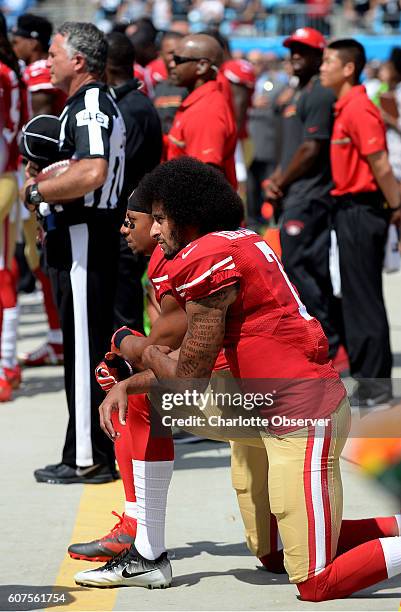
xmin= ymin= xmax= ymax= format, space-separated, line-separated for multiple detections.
xmin=0 ymin=376 xmax=12 ymax=402
xmin=68 ymin=511 xmax=137 ymax=562
xmin=4 ymin=365 xmax=22 ymax=389
xmin=19 ymin=342 xmax=64 ymax=367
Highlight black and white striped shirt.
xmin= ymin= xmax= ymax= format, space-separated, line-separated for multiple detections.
xmin=57 ymin=81 xmax=126 ymax=223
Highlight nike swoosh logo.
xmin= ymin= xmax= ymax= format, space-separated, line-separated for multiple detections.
xmin=76 ymin=464 xmax=100 ymax=477
xmin=122 ymin=568 xmax=155 ymax=578
xmin=182 ymin=245 xmax=198 ymax=259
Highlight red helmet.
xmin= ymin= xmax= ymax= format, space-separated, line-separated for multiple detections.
xmin=283 ymin=27 xmax=326 ymax=51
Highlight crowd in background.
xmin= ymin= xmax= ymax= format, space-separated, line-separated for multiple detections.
xmin=90 ymin=0 xmax=401 ymax=35
xmin=1 ymin=0 xmax=401 ymax=35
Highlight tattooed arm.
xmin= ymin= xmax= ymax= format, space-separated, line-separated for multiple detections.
xmin=143 ymin=283 xmax=239 ymax=383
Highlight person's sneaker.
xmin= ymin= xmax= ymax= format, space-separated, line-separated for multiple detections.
xmin=68 ymin=511 xmax=137 ymax=562
xmin=74 ymin=546 xmax=172 ymax=589
xmin=0 ymin=376 xmax=12 ymax=402
xmin=34 ymin=462 xmax=119 ymax=484
xmin=4 ymin=365 xmax=22 ymax=389
xmin=19 ymin=342 xmax=64 ymax=367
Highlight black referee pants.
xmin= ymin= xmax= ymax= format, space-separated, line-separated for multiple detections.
xmin=334 ymin=194 xmax=392 ymax=399
xmin=279 ymin=196 xmax=340 ymax=356
xmin=46 ymin=218 xmax=119 ymax=468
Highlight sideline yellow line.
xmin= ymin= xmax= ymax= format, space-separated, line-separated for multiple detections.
xmin=48 ymin=480 xmax=124 ymax=612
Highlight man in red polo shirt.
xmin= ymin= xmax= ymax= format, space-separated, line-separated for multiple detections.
xmin=320 ymin=39 xmax=401 ymax=406
xmin=166 ymin=34 xmax=237 ymax=188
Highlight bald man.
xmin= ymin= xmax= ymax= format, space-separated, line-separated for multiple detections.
xmin=166 ymin=34 xmax=237 ymax=188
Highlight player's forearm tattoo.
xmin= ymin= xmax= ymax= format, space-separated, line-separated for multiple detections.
xmin=176 ymin=285 xmax=238 ymax=379
xmin=125 ymin=369 xmax=156 ymax=395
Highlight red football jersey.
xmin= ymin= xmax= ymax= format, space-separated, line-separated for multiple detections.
xmin=0 ymin=62 xmax=26 ymax=171
xmin=147 ymin=245 xmax=229 ymax=371
xmin=148 ymin=244 xmax=172 ymax=305
xmin=168 ymin=229 xmax=346 ymax=432
xmin=23 ymin=59 xmax=67 ymax=116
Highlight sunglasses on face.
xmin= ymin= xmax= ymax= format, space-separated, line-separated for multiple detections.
xmin=172 ymin=54 xmax=211 ymax=65
xmin=123 ymin=218 xmax=136 ymax=229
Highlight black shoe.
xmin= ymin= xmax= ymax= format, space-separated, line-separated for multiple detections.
xmin=34 ymin=462 xmax=119 ymax=484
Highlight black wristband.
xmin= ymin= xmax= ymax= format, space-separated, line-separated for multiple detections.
xmin=114 ymin=328 xmax=134 ymax=349
xmin=391 ymin=203 xmax=401 ymax=212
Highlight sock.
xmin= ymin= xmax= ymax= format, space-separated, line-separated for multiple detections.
xmin=133 ymin=459 xmax=174 ymax=560
xmin=125 ymin=501 xmax=137 ymax=519
xmin=129 ymin=395 xmax=174 ymax=461
xmin=33 ymin=267 xmax=61 ymax=331
xmin=297 ymin=538 xmax=391 ymax=601
xmin=259 ymin=514 xmax=285 ymax=573
xmin=380 ymin=536 xmax=401 ymax=577
xmin=337 ymin=516 xmax=401 ymax=555
xmin=1 ymin=305 xmax=18 ymax=368
xmin=111 ymin=411 xmax=136 ymax=503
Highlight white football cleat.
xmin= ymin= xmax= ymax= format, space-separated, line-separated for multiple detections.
xmin=74 ymin=546 xmax=172 ymax=589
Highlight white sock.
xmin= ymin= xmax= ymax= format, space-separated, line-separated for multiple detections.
xmin=125 ymin=500 xmax=137 ymax=519
xmin=47 ymin=329 xmax=63 ymax=344
xmin=1 ymin=306 xmax=18 ymax=368
xmin=133 ymin=459 xmax=174 ymax=560
xmin=395 ymin=514 xmax=401 ymax=536
xmin=380 ymin=536 xmax=401 ymax=578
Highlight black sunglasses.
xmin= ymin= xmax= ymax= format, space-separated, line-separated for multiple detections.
xmin=173 ymin=54 xmax=211 ymax=65
xmin=123 ymin=218 xmax=136 ymax=229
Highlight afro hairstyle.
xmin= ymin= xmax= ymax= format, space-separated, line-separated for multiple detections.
xmin=132 ymin=157 xmax=244 ymax=234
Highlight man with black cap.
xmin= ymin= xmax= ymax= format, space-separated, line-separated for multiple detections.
xmin=12 ymin=14 xmax=66 ymax=116
xmin=264 ymin=27 xmax=341 ymax=361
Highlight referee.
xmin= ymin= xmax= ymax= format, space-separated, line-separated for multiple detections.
xmin=23 ymin=22 xmax=126 ymax=483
